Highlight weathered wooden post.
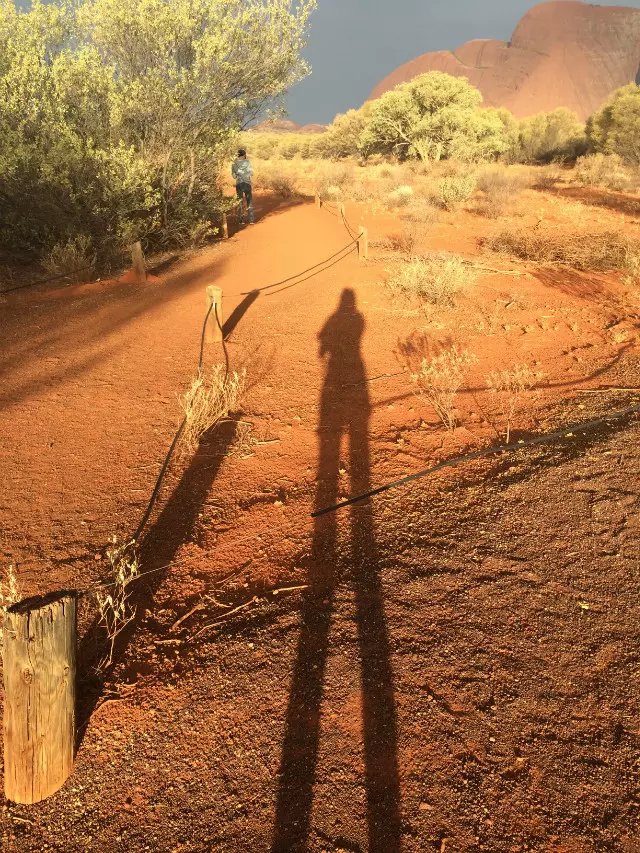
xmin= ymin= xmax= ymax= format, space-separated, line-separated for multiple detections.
xmin=222 ymin=213 xmax=229 ymax=240
xmin=131 ymin=242 xmax=146 ymax=284
xmin=315 ymin=194 xmax=322 ymax=209
xmin=358 ymin=225 xmax=369 ymax=260
xmin=206 ymin=285 xmax=223 ymax=344
xmin=3 ymin=591 xmax=77 ymax=804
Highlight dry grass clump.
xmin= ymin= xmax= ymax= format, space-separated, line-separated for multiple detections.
xmin=383 ymin=222 xmax=425 ymax=256
xmin=476 ymin=168 xmax=527 ymax=218
xmin=178 ymin=364 xmax=245 ymax=460
xmin=486 ymin=364 xmax=541 ymax=442
xmin=387 ymin=253 xmax=475 ymax=308
xmin=261 ymin=171 xmax=301 ymax=199
xmin=485 ymin=227 xmax=640 ymax=273
xmin=412 ymin=345 xmax=476 ymax=430
xmin=387 ymin=185 xmax=414 ymax=207
xmin=573 ymin=153 xmax=635 ymax=192
xmin=403 ymin=196 xmax=439 ymax=225
xmin=96 ymin=538 xmax=139 ymax=668
xmin=437 ymin=173 xmax=477 ymax=210
xmin=532 ymin=165 xmax=562 ymax=190
xmin=43 ymin=234 xmax=97 ymax=283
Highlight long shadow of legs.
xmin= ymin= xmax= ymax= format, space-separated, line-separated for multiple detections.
xmin=272 ymin=289 xmax=401 ymax=852
xmin=77 ymin=418 xmax=238 ymax=745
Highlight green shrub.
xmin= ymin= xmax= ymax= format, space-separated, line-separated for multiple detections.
xmin=438 ymin=174 xmax=477 ymax=210
xmin=43 ymin=235 xmax=97 ymax=282
xmin=509 ymin=109 xmax=587 ymax=164
xmin=587 ymin=84 xmax=640 ymax=165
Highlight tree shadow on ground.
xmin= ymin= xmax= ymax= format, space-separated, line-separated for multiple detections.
xmin=271 ymin=289 xmax=402 ymax=853
xmin=540 ymin=185 xmax=640 ymax=219
xmin=0 ymin=192 xmax=298 ymax=407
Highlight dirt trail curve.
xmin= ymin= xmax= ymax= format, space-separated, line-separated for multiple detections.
xmin=0 ymin=196 xmax=365 ymax=589
xmin=1 ymin=194 xmax=639 ymax=852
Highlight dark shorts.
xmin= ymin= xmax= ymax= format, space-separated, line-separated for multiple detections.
xmin=236 ymin=182 xmax=253 ymax=203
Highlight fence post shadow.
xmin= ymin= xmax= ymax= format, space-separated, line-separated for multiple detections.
xmin=76 ymin=417 xmax=238 ymax=747
xmin=271 ymin=288 xmax=401 ymax=853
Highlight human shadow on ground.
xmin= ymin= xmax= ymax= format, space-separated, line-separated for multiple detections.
xmin=271 ymin=289 xmax=402 ymax=853
xmin=76 ymin=417 xmax=238 ymax=748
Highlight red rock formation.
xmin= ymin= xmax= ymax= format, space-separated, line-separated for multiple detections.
xmin=298 ymin=123 xmax=328 ymax=134
xmin=369 ymin=1 xmax=640 ymax=119
xmin=250 ymin=119 xmax=301 ymax=133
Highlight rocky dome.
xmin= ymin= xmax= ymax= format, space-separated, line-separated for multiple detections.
xmin=369 ymin=1 xmax=640 ymax=119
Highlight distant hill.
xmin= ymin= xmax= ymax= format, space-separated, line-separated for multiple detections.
xmin=369 ymin=1 xmax=640 ymax=120
xmin=249 ymin=119 xmax=326 ymax=134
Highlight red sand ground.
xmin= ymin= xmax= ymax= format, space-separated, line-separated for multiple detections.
xmin=370 ymin=1 xmax=640 ymax=121
xmin=0 ymin=186 xmax=639 ymax=852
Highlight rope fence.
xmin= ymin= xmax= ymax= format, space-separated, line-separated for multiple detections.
xmin=3 ymin=187 xmax=640 ymax=803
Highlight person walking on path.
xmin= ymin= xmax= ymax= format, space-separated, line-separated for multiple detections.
xmin=232 ymin=148 xmax=255 ymax=225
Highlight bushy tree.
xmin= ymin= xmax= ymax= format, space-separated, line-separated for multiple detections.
xmin=318 ymin=107 xmax=371 ymax=160
xmin=587 ymin=83 xmax=640 ymax=165
xmin=509 ymin=108 xmax=586 ymax=164
xmin=359 ymin=72 xmax=508 ymax=162
xmin=0 ymin=0 xmax=315 ymax=265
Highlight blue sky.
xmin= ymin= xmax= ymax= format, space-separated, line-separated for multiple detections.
xmin=287 ymin=0 xmax=640 ymax=125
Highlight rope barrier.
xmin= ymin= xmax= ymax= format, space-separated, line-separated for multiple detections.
xmin=132 ymin=300 xmax=223 ymax=544
xmin=240 ymin=237 xmax=358 ymax=296
xmin=312 ymin=403 xmax=640 ymax=517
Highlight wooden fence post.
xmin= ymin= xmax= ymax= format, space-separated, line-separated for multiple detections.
xmin=206 ymin=285 xmax=223 ymax=344
xmin=358 ymin=225 xmax=369 ymax=260
xmin=222 ymin=213 xmax=229 ymax=240
xmin=315 ymin=194 xmax=321 ymax=208
xmin=131 ymin=242 xmax=146 ymax=284
xmin=3 ymin=591 xmax=76 ymax=804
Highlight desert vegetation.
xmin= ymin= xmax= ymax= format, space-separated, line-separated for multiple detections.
xmin=410 ymin=345 xmax=476 ymax=431
xmin=0 ymin=0 xmax=315 ymax=269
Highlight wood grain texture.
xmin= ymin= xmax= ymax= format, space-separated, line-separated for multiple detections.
xmin=3 ymin=592 xmax=76 ymax=804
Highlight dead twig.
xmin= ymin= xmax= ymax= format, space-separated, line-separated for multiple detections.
xmin=194 ymin=596 xmax=260 ymax=637
xmin=270 ymin=584 xmax=309 ymax=596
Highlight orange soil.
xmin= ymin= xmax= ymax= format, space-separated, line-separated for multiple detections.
xmin=0 ymin=187 xmax=639 ymax=851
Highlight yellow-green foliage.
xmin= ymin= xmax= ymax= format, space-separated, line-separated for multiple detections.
xmin=438 ymin=174 xmax=477 ymax=210
xmin=0 ymin=0 xmax=315 ymax=264
xmin=360 ymin=72 xmax=509 ymax=163
xmin=587 ymin=84 xmax=640 ymax=165
xmin=573 ymin=153 xmax=634 ymax=191
xmin=509 ymin=109 xmax=587 ymax=164
xmin=239 ymin=131 xmax=325 ymax=161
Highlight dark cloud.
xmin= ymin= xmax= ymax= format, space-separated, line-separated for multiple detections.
xmin=287 ymin=0 xmax=640 ymax=125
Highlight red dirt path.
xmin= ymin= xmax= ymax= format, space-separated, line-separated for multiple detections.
xmin=0 ymin=190 xmax=639 ymax=852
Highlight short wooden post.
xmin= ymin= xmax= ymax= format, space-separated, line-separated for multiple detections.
xmin=315 ymin=194 xmax=321 ymax=208
xmin=222 ymin=213 xmax=229 ymax=240
xmin=206 ymin=285 xmax=223 ymax=344
xmin=131 ymin=241 xmax=146 ymax=283
xmin=3 ymin=591 xmax=76 ymax=804
xmin=358 ymin=225 xmax=369 ymax=260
